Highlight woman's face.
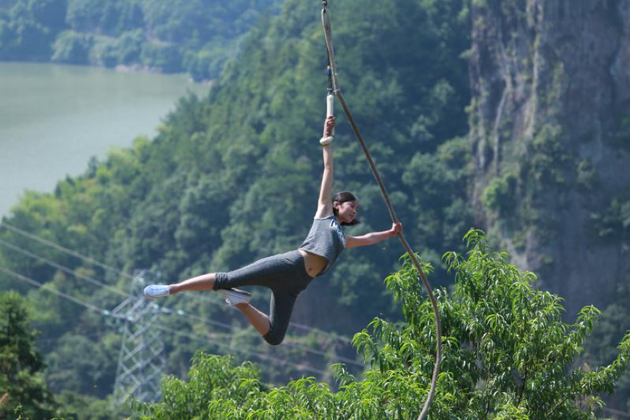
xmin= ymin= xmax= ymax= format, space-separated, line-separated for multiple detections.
xmin=335 ymin=200 xmax=358 ymax=224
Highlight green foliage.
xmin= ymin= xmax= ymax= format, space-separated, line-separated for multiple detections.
xmin=88 ymin=34 xmax=118 ymax=66
xmin=114 ymin=29 xmax=142 ymax=64
xmin=45 ymin=332 xmax=119 ymax=397
xmin=140 ymin=39 xmax=181 ymax=72
xmin=0 ymin=0 xmax=472 ymax=405
xmin=56 ymin=390 xmax=126 ymax=419
xmin=183 ymin=41 xmax=234 ymax=82
xmin=481 ymin=172 xmax=517 ymax=214
xmin=1 ymin=0 xmax=277 ymax=79
xmin=584 ymin=281 xmax=630 ymax=414
xmin=66 ymin=0 xmax=103 ymax=32
xmin=51 ymin=30 xmax=91 ymax=64
xmin=132 ymin=231 xmax=630 ymax=418
xmin=402 ymin=136 xmax=474 ymax=273
xmin=591 ymin=193 xmax=630 ymax=242
xmin=606 ymin=114 xmax=630 ymax=152
xmin=0 ymin=0 xmax=54 ymax=60
xmin=576 ymin=158 xmax=599 ymax=191
xmin=29 ymin=0 xmax=66 ymax=30
xmin=485 ymin=121 xmax=574 ymax=249
xmin=0 ymin=292 xmax=59 ymax=419
xmin=525 ymin=124 xmax=571 ymax=190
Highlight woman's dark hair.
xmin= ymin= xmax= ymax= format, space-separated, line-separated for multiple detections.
xmin=332 ymin=191 xmax=360 ymax=226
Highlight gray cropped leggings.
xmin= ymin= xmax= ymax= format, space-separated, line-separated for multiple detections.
xmin=213 ymin=250 xmax=314 ymax=345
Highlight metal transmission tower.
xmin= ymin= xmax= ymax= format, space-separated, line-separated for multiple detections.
xmin=112 ymin=270 xmax=166 ymax=406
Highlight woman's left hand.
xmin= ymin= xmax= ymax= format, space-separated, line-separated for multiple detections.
xmin=391 ymin=222 xmax=403 ymax=236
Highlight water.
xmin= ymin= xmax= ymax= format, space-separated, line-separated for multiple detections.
xmin=0 ymin=62 xmax=209 ymax=217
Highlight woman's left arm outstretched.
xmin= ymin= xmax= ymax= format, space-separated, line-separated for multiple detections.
xmin=345 ymin=222 xmax=403 ymax=249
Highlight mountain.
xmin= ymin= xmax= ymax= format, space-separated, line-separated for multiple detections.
xmin=468 ymin=0 xmax=630 ymax=316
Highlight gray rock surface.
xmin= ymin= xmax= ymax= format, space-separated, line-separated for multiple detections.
xmin=469 ymin=0 xmax=630 ymax=315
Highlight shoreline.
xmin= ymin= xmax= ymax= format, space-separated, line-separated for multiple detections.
xmin=114 ymin=64 xmax=214 ymax=87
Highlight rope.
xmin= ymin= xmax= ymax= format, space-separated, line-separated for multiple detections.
xmin=320 ymin=3 xmax=442 ymax=419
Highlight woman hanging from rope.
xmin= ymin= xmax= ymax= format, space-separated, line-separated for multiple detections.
xmin=143 ymin=115 xmax=402 ymax=345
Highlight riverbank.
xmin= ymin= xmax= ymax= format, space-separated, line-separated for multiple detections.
xmin=0 ymin=62 xmax=209 ymax=217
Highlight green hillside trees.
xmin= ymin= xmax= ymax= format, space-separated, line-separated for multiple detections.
xmin=0 ymin=0 xmax=278 ymax=80
xmin=132 ymin=231 xmax=630 ymax=419
xmin=0 ymin=0 xmax=473 ymax=407
xmin=0 ymin=292 xmax=59 ymax=419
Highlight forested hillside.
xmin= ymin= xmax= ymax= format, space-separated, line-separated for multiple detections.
xmin=0 ymin=0 xmax=472 ymax=416
xmin=4 ymin=0 xmax=630 ymax=416
xmin=0 ymin=0 xmax=278 ymax=80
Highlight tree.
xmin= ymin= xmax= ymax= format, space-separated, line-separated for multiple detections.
xmin=584 ymin=281 xmax=630 ymax=413
xmin=51 ymin=30 xmax=91 ymax=64
xmin=132 ymin=230 xmax=630 ymax=419
xmin=0 ymin=291 xmax=59 ymax=419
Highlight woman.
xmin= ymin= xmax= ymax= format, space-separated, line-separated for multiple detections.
xmin=144 ymin=115 xmax=402 ymax=345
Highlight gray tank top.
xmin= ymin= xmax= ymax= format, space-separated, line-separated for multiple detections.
xmin=299 ymin=214 xmax=346 ymax=276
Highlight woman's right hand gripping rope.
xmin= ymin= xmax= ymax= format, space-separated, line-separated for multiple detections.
xmin=320 ymin=115 xmax=335 ymax=146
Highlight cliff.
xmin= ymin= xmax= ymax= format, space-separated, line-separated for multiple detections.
xmin=469 ymin=0 xmax=630 ymax=315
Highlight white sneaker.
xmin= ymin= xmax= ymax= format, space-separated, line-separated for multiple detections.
xmin=143 ymin=284 xmax=171 ymax=299
xmin=218 ymin=288 xmax=252 ymax=307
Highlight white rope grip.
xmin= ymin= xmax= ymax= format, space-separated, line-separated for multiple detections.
xmin=320 ymin=94 xmax=334 ymax=146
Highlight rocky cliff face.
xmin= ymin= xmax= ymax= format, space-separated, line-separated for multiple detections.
xmin=469 ymin=0 xmax=630 ymax=315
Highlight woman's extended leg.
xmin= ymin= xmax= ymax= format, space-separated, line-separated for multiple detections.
xmin=143 ymin=272 xmax=218 ymax=299
xmin=152 ymin=271 xmax=271 ymax=335
xmin=169 ymin=272 xmax=215 ymax=294
xmin=145 ymin=251 xmax=310 ymax=345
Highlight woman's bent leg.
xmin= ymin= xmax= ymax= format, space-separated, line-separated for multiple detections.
xmin=235 ymin=303 xmax=271 ymax=336
xmin=261 ymin=290 xmax=297 ymax=346
xmin=226 ymin=251 xmax=311 ymax=345
xmin=166 ymin=252 xmax=308 ymax=344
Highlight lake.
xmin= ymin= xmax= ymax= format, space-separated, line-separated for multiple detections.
xmin=0 ymin=62 xmax=209 ymax=218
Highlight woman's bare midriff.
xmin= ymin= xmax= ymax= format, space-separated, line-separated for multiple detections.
xmin=299 ymin=250 xmax=328 ymax=278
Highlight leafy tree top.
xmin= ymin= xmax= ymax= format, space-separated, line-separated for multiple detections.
xmin=133 ymin=230 xmax=630 ymax=419
xmin=0 ymin=291 xmax=59 ymax=419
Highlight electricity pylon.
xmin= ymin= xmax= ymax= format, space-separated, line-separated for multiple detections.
xmin=112 ymin=270 xmax=166 ymax=406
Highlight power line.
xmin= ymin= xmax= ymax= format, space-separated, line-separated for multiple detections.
xmin=1 ymin=265 xmax=330 ymax=377
xmin=0 ymin=238 xmax=235 ymax=327
xmin=0 ymin=238 xmax=361 ymax=366
xmin=0 ymin=265 xmax=110 ymax=314
xmin=0 ymin=238 xmax=128 ymax=297
xmin=0 ymin=237 xmax=236 ymax=330
xmin=0 ymin=221 xmax=354 ymax=343
xmin=291 ymin=321 xmax=352 ymax=343
xmin=0 ymin=222 xmax=132 ymax=279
